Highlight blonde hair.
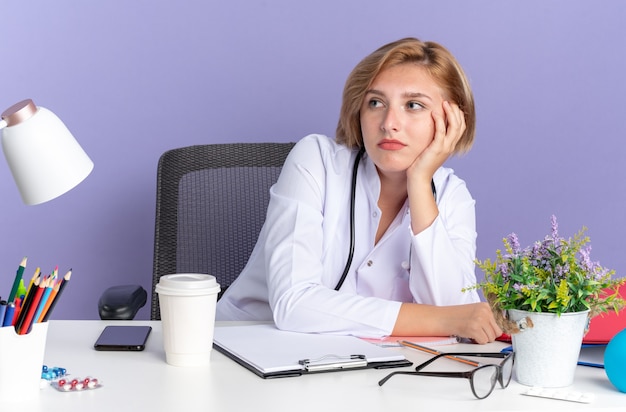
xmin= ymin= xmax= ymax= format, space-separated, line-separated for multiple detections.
xmin=336 ymin=37 xmax=475 ymax=154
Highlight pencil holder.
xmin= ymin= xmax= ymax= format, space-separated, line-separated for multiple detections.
xmin=0 ymin=322 xmax=48 ymax=402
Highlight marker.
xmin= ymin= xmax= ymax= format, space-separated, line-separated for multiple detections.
xmin=0 ymin=300 xmax=7 ymax=327
xmin=12 ymin=298 xmax=22 ymax=326
xmin=398 ymin=340 xmax=480 ymax=367
xmin=2 ymin=303 xmax=16 ymax=327
xmin=15 ymin=279 xmax=26 ymax=302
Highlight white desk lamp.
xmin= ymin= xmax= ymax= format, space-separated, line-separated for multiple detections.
xmin=0 ymin=99 xmax=94 ymax=205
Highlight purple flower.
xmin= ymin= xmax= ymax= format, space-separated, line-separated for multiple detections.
xmin=474 ymin=214 xmax=623 ymax=316
xmin=550 ymin=214 xmax=559 ymax=241
xmin=555 ymin=263 xmax=570 ymax=279
xmin=580 ymin=246 xmax=593 ymax=272
xmin=593 ymin=266 xmax=610 ymax=281
xmin=507 ymin=233 xmax=521 ymax=255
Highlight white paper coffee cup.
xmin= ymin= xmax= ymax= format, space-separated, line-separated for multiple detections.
xmin=155 ymin=274 xmax=221 ymax=366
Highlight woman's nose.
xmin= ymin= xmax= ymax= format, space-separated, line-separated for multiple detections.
xmin=381 ymin=107 xmax=400 ymax=133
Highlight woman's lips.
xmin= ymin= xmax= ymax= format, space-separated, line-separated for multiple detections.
xmin=378 ymin=140 xmax=406 ymax=150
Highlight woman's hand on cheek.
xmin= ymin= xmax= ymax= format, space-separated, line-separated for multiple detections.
xmin=408 ymin=101 xmax=466 ymax=179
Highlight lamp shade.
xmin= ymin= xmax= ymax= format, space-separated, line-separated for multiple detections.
xmin=1 ymin=99 xmax=94 ymax=205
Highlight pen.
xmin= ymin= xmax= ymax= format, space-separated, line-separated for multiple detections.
xmin=398 ymin=340 xmax=480 ymax=367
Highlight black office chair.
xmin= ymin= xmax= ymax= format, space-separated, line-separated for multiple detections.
xmin=98 ymin=142 xmax=295 ymax=320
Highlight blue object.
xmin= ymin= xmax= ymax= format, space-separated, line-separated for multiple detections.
xmin=2 ymin=303 xmax=15 ymax=327
xmin=41 ymin=365 xmax=68 ymax=381
xmin=604 ymin=328 xmax=626 ymax=392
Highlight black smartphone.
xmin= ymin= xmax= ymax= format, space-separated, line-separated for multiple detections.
xmin=94 ymin=325 xmax=152 ymax=351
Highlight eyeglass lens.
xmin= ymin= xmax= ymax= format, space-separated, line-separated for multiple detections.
xmin=472 ymin=353 xmax=514 ymax=399
xmin=471 ymin=365 xmax=498 ymax=399
xmin=500 ymin=353 xmax=513 ymax=387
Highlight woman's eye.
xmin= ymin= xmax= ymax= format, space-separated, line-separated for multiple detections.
xmin=368 ymin=99 xmax=384 ymax=108
xmin=407 ymin=101 xmax=425 ymax=110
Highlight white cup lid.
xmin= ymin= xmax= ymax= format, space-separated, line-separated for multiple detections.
xmin=155 ymin=273 xmax=221 ymax=296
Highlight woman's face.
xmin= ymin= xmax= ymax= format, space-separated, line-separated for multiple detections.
xmin=360 ymin=63 xmax=446 ymax=180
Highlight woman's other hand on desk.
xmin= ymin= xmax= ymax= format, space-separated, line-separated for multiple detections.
xmin=447 ymin=302 xmax=503 ymax=344
xmin=394 ymin=302 xmax=502 ymax=344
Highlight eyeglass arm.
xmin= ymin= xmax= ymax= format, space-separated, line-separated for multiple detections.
xmin=415 ymin=351 xmax=509 ymax=371
xmin=378 ymin=370 xmax=471 ymax=387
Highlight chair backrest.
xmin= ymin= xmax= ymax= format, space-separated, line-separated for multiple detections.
xmin=151 ymin=142 xmax=295 ymax=320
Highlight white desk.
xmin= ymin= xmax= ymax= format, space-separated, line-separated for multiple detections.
xmin=1 ymin=320 xmax=623 ymax=411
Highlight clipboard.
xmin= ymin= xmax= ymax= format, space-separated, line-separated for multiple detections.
xmin=213 ymin=324 xmax=412 ymax=379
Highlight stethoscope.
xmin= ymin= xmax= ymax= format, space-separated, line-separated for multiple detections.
xmin=334 ymin=148 xmax=437 ymax=291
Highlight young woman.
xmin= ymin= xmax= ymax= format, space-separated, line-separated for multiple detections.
xmin=216 ymin=37 xmax=502 ymax=343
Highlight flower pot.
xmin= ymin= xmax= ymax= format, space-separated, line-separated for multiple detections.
xmin=508 ymin=309 xmax=589 ymax=387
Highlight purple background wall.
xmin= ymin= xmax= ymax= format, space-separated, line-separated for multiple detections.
xmin=2 ymin=1 xmax=625 ymax=320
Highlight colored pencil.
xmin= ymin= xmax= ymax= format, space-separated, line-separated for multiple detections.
xmin=41 ymin=269 xmax=72 ymax=322
xmin=32 ymin=277 xmax=54 ymax=328
xmin=7 ymin=256 xmax=27 ymax=303
xmin=23 ymin=268 xmax=41 ymax=301
xmin=38 ymin=282 xmax=59 ymax=323
xmin=13 ymin=276 xmax=41 ymax=333
xmin=18 ymin=280 xmax=46 ymax=335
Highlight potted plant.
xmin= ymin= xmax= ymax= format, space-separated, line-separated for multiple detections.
xmin=466 ymin=215 xmax=625 ymax=387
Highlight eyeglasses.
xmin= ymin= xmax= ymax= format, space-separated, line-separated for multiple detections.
xmin=378 ymin=352 xmax=514 ymax=400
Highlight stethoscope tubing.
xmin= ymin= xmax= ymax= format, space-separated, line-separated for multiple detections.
xmin=333 ymin=148 xmax=436 ymax=291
